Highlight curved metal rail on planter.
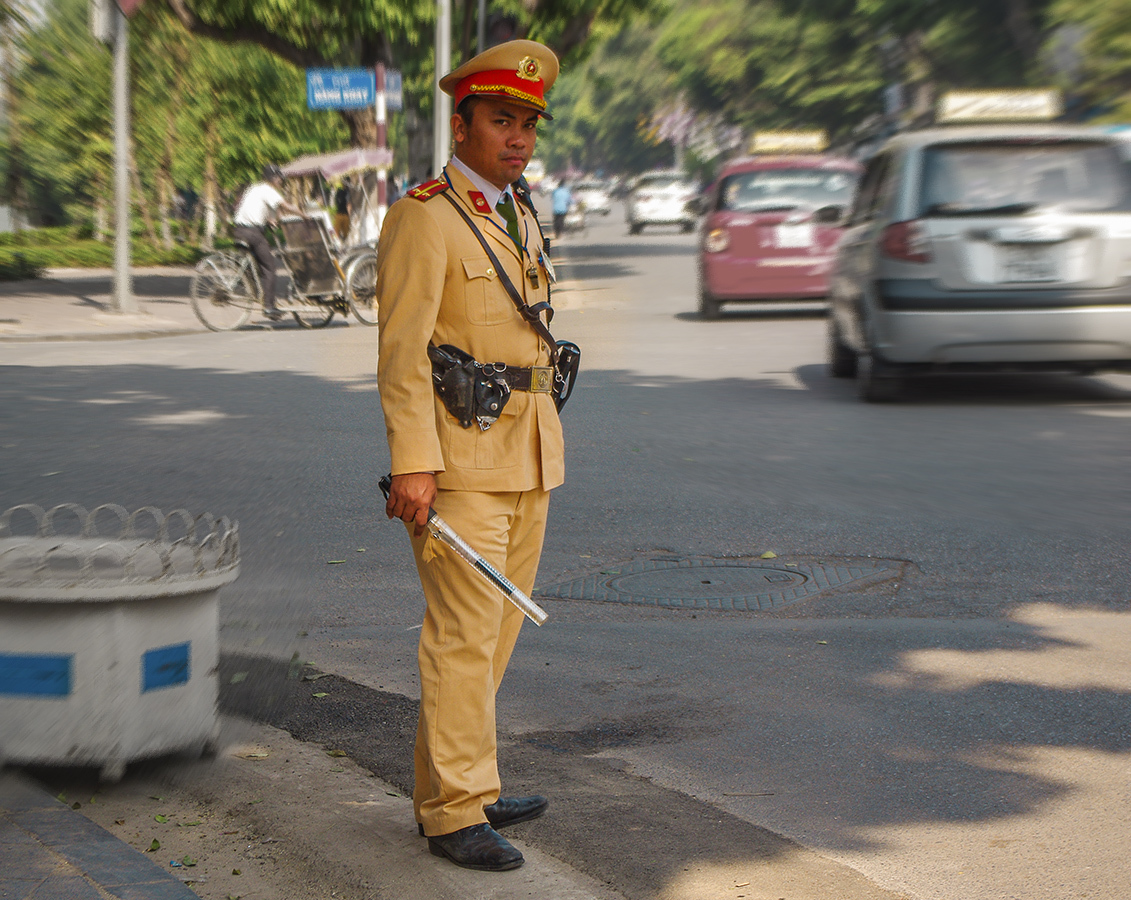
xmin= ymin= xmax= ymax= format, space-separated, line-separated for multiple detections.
xmin=0 ymin=504 xmax=240 ymax=601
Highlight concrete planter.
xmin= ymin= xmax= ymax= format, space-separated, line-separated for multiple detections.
xmin=0 ymin=504 xmax=239 ymax=781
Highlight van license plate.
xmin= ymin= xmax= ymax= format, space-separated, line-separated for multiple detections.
xmin=1001 ymin=246 xmax=1059 ymax=282
xmin=776 ymin=224 xmax=814 ymax=249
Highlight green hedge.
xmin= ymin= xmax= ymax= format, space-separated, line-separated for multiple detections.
xmin=0 ymin=251 xmax=46 ymax=281
xmin=0 ymin=230 xmax=205 ymax=280
xmin=0 ymin=225 xmax=88 ymax=248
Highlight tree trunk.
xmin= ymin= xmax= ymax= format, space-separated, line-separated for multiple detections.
xmin=158 ymin=65 xmax=184 ymax=250
xmin=93 ymin=167 xmax=109 ymax=241
xmin=340 ymin=106 xmax=378 ymax=148
xmin=129 ymin=145 xmax=161 ymax=246
xmin=1003 ymin=0 xmax=1042 ymax=73
xmin=203 ymin=126 xmax=218 ymax=250
xmin=404 ymin=106 xmax=433 ymax=186
xmin=158 ymin=171 xmax=174 ymax=249
xmin=460 ymin=0 xmax=475 ymax=64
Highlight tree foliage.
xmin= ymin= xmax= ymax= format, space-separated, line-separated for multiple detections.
xmin=1050 ymin=0 xmax=1131 ymax=121
xmin=4 ymin=0 xmax=347 ymax=229
xmin=540 ymin=0 xmax=1093 ymax=177
xmin=162 ymin=0 xmax=655 ymax=153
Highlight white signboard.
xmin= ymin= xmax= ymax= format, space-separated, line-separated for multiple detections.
xmin=751 ymin=131 xmax=828 ymax=154
xmin=937 ymin=90 xmax=1062 ymax=124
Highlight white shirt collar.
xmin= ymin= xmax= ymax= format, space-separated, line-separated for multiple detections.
xmin=449 ymin=156 xmax=512 ymax=210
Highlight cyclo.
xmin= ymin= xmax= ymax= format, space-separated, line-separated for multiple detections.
xmin=189 ymin=148 xmax=390 ymax=331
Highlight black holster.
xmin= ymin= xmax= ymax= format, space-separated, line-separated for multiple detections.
xmin=427 ymin=343 xmax=511 ymax=430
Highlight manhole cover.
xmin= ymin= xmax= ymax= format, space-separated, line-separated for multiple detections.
xmin=535 ymin=558 xmax=894 ymax=612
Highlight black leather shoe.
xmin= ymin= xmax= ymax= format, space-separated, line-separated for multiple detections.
xmin=417 ymin=795 xmax=548 ymax=836
xmin=427 ymin=823 xmax=523 ymax=871
xmin=485 ymin=795 xmax=548 ymax=829
xmin=263 ymin=308 xmax=283 ymax=321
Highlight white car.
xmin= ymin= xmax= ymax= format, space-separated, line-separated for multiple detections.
xmin=829 ymin=96 xmax=1131 ymax=401
xmin=626 ymin=172 xmax=698 ymax=234
xmin=572 ymin=181 xmax=612 ymax=215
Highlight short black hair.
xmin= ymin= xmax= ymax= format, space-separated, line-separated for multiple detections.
xmin=456 ymin=95 xmax=481 ymax=126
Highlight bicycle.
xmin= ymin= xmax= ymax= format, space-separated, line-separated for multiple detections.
xmin=189 ymin=226 xmax=378 ymax=332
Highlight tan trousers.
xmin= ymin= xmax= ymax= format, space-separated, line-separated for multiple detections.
xmin=408 ymin=487 xmax=550 ymax=836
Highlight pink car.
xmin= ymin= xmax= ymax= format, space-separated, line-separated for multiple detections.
xmin=698 ymin=155 xmax=862 ymax=318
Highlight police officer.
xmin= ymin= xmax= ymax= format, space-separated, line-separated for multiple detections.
xmin=376 ymin=40 xmax=564 ymax=872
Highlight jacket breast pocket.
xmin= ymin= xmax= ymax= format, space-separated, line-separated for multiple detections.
xmin=461 ymin=257 xmax=514 ymax=326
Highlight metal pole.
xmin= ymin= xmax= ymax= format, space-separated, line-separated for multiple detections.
xmin=477 ymin=0 xmax=486 ymax=54
xmin=432 ymin=0 xmax=451 ymax=179
xmin=375 ymin=63 xmax=388 ymax=230
xmin=111 ymin=4 xmax=135 ymax=313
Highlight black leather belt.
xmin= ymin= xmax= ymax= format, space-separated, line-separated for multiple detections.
xmin=492 ymin=365 xmax=556 ymax=393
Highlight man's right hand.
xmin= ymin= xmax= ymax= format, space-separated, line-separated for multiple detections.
xmin=385 ymin=472 xmax=437 ymax=537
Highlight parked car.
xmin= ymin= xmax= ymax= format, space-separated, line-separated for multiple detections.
xmin=828 ymin=90 xmax=1131 ymax=401
xmin=525 ymin=158 xmax=547 ymax=192
xmin=625 ymin=172 xmax=698 ymax=234
xmin=572 ymin=180 xmax=613 ymax=215
xmin=697 ymin=154 xmax=861 ymax=318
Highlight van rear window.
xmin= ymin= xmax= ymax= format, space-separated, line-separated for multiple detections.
xmin=718 ymin=169 xmax=857 ymax=212
xmin=919 ymin=141 xmax=1131 ymax=215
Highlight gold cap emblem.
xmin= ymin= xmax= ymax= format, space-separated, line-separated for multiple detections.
xmin=516 ymin=56 xmax=542 ymax=82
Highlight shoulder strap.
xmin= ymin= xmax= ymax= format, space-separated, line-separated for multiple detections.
xmin=440 ymin=190 xmax=558 ymax=363
xmin=408 ymin=177 xmax=450 ymax=201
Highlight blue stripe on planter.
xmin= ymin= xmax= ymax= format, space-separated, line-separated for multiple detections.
xmin=141 ymin=642 xmax=190 ymax=692
xmin=0 ymin=653 xmax=73 ymax=697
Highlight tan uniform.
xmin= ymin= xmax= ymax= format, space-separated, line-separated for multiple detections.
xmin=376 ymin=165 xmax=564 ymax=836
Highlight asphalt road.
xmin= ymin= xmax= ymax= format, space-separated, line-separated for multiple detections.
xmin=3 ymin=201 xmax=1130 ymax=900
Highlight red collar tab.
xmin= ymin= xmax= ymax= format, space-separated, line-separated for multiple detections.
xmin=468 ymin=191 xmax=491 ymax=213
xmin=408 ymin=178 xmax=450 ymax=201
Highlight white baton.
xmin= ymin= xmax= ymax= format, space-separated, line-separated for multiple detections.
xmin=380 ymin=476 xmax=549 ymax=626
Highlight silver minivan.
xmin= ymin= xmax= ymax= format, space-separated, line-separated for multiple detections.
xmin=828 ymin=122 xmax=1131 ymax=400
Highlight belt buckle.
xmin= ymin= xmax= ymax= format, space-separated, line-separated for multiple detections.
xmin=529 ymin=366 xmax=555 ymax=393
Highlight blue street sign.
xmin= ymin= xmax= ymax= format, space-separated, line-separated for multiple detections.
xmin=386 ymin=70 xmax=404 ymax=112
xmin=307 ymin=68 xmax=376 ymax=110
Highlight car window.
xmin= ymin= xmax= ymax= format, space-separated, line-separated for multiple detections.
xmin=918 ymin=141 xmax=1131 ymax=215
xmin=717 ymin=168 xmax=857 ymax=213
xmin=847 ymin=153 xmax=891 ymax=225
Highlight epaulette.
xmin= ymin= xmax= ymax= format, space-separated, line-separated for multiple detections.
xmin=408 ymin=178 xmax=450 ymax=201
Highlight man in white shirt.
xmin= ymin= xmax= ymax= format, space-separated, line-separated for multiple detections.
xmin=233 ymin=164 xmax=304 ymax=320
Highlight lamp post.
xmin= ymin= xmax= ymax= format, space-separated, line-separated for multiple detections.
xmin=92 ymin=0 xmax=142 ymax=313
xmin=432 ymin=0 xmax=451 ymax=179
xmin=376 ymin=62 xmax=387 ymax=229
xmin=111 ymin=2 xmax=135 ymax=313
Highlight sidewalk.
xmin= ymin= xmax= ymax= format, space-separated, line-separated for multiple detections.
xmin=1 ymin=720 xmax=620 ymax=900
xmin=0 ymin=267 xmax=256 ymax=342
xmin=0 ymin=769 xmax=199 ymax=900
xmin=0 ymin=264 xmax=591 ymax=343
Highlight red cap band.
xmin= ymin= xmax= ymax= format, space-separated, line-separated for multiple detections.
xmin=453 ymin=69 xmax=547 ymax=111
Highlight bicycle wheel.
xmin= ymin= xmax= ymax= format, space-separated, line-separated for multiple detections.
xmin=345 ymin=253 xmax=378 ymax=326
xmin=291 ymin=301 xmax=335 ymax=329
xmin=190 ymin=254 xmax=255 ymax=332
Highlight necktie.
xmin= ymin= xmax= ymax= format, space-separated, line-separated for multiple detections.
xmin=496 ymin=192 xmax=521 ymax=250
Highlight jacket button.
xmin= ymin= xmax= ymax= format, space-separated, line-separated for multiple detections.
xmin=486 ymin=268 xmax=494 ymax=276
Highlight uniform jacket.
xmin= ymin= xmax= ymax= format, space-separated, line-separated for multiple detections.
xmin=376 ymin=165 xmax=565 ymax=492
